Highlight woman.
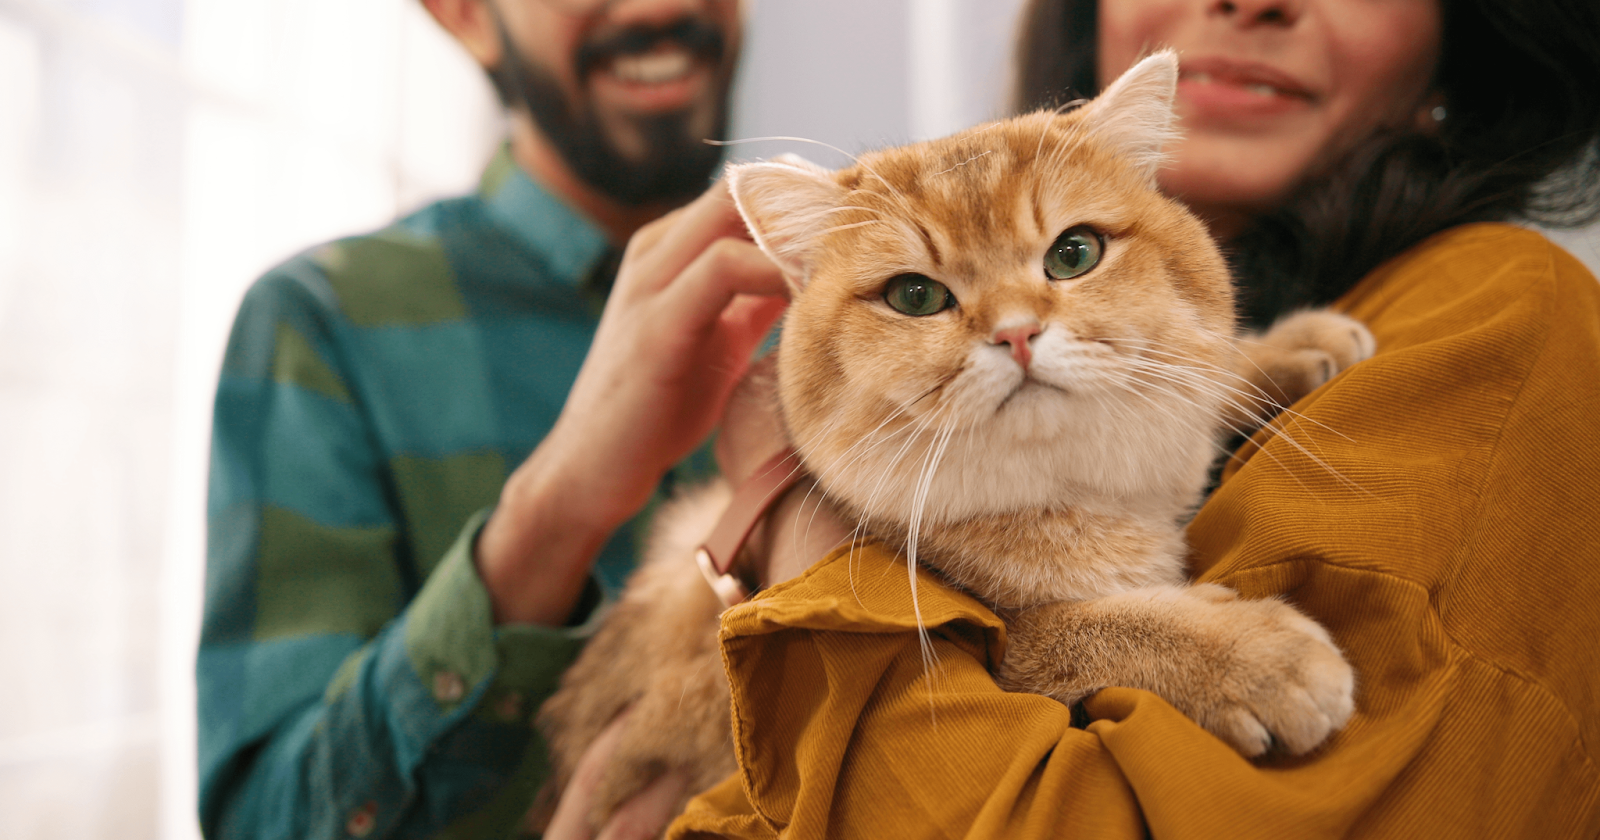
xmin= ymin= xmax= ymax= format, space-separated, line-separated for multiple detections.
xmin=1017 ymin=0 xmax=1600 ymax=330
xmin=556 ymin=0 xmax=1600 ymax=836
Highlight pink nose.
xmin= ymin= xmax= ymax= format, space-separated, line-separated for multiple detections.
xmin=992 ymin=324 xmax=1041 ymax=370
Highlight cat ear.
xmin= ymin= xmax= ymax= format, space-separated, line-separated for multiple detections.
xmin=726 ymin=156 xmax=845 ymax=289
xmin=1075 ymin=50 xmax=1180 ymax=183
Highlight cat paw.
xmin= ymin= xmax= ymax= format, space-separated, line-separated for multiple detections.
xmin=1260 ymin=310 xmax=1375 ymax=389
xmin=1184 ymin=590 xmax=1355 ymax=757
xmin=1228 ymin=310 xmax=1374 ymax=425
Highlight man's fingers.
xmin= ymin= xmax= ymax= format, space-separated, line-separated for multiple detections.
xmin=619 ymin=180 xmax=755 ymax=298
xmin=594 ymin=770 xmax=694 ymax=840
xmin=720 ymin=294 xmax=788 ymax=351
xmin=659 ymin=238 xmax=788 ymax=335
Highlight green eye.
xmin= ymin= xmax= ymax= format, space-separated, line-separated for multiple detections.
xmin=883 ymin=274 xmax=953 ymax=316
xmin=1044 ymin=225 xmax=1104 ymax=280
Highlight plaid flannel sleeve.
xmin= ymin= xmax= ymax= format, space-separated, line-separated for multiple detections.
xmin=198 ymin=264 xmax=597 ymax=840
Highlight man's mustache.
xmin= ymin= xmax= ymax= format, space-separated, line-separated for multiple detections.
xmin=575 ymin=17 xmax=727 ymax=79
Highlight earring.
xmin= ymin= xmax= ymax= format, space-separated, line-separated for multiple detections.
xmin=1430 ymin=105 xmax=1447 ymax=122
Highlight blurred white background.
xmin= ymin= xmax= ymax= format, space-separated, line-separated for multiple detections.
xmin=0 ymin=0 xmax=1026 ymax=837
xmin=0 ymin=0 xmax=1595 ymax=838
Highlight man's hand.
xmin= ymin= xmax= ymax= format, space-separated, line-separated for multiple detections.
xmin=477 ymin=180 xmax=788 ymax=626
xmin=713 ymin=355 xmax=851 ymax=590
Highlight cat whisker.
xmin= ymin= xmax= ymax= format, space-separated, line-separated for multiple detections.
xmin=826 ymin=204 xmax=887 ymax=223
xmin=1096 ymin=365 xmax=1332 ymax=502
xmin=929 ymin=150 xmax=993 ymax=179
xmin=1107 ymin=337 xmax=1362 ymax=449
xmin=1186 ymin=328 xmax=1364 ymax=444
xmin=801 ymin=405 xmax=946 ymax=584
xmin=1098 ymin=368 xmax=1219 ymax=446
xmin=708 ymin=135 xmax=861 ymax=166
xmin=815 ymin=220 xmax=887 ymax=237
xmin=1031 ymin=102 xmax=1088 ymax=166
xmin=1121 ymin=354 xmax=1365 ymax=488
xmin=712 ymin=135 xmax=922 ymax=229
xmin=786 ymin=404 xmax=930 ymax=607
xmin=1120 ymin=361 xmax=1370 ymax=497
xmin=904 ymin=416 xmax=961 ymax=694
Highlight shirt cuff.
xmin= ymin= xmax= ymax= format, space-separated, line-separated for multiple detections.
xmin=404 ymin=508 xmax=614 ymax=729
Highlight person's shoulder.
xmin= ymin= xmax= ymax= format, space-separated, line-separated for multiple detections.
xmin=243 ymin=197 xmax=481 ymax=331
xmin=1343 ymin=223 xmax=1599 ymax=349
xmin=1374 ymin=222 xmax=1596 ymax=303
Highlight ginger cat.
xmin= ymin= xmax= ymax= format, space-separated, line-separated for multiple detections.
xmin=534 ymin=52 xmax=1368 ymax=833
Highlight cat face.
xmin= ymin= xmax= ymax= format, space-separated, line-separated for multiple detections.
xmin=731 ymin=53 xmax=1237 ymax=526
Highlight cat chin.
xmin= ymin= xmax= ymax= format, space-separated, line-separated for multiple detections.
xmin=805 ymin=412 xmax=1216 ymax=528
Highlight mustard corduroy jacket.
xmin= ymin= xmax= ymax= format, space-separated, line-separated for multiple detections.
xmin=670 ymin=223 xmax=1600 ymax=839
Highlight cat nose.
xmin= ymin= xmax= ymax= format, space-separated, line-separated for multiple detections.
xmin=992 ymin=323 xmax=1041 ymax=371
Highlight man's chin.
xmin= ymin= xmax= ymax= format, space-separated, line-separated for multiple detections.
xmin=576 ymin=127 xmax=724 ymax=207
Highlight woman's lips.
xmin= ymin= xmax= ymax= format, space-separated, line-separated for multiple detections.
xmin=1177 ymin=58 xmax=1317 ymax=122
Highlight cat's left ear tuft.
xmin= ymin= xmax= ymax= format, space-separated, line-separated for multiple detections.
xmin=727 ymin=156 xmax=844 ymax=290
xmin=1077 ymin=50 xmax=1180 ymax=184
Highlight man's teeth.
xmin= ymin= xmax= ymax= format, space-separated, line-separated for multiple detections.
xmin=611 ymin=50 xmax=693 ymax=84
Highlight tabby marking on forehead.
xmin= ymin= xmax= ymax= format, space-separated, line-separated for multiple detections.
xmin=733 ymin=72 xmax=1234 ymax=542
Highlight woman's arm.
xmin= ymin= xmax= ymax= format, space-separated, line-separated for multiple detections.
xmin=673 ymin=225 xmax=1600 ymax=839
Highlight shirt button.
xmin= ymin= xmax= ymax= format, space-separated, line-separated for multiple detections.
xmin=433 ymin=670 xmax=465 ymax=704
xmin=346 ymin=801 xmax=377 ymax=837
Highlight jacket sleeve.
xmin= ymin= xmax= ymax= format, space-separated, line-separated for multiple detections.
xmin=198 ymin=263 xmax=594 ymax=840
xmin=670 ymin=225 xmax=1600 ymax=840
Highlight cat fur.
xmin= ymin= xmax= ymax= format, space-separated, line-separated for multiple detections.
xmin=534 ymin=51 xmax=1365 ymax=832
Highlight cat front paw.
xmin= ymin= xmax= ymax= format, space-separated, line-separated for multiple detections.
xmin=1000 ymin=586 xmax=1355 ymax=757
xmin=1182 ymin=587 xmax=1355 ymax=757
xmin=1258 ymin=309 xmax=1376 ymax=394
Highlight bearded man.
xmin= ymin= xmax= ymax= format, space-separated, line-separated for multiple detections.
xmin=197 ymin=1 xmax=785 ymax=837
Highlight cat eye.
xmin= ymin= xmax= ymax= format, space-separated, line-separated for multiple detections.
xmin=883 ymin=274 xmax=954 ymax=316
xmin=1044 ymin=225 xmax=1104 ymax=281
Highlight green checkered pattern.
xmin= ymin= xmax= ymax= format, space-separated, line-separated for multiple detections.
xmin=199 ymin=149 xmax=706 ymax=839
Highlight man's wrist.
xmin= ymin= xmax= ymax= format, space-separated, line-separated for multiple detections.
xmin=474 ymin=454 xmax=617 ymax=626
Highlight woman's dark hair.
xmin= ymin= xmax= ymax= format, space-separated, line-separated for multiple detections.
xmin=1014 ymin=0 xmax=1600 ymax=329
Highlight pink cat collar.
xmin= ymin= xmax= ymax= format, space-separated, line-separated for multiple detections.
xmin=695 ymin=448 xmax=805 ymax=608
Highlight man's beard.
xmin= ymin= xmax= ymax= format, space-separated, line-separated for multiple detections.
xmin=495 ymin=16 xmax=732 ymax=208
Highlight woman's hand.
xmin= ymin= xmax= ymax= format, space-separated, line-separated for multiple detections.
xmin=542 ymin=711 xmax=693 ymax=840
xmin=477 ymin=180 xmax=789 ymax=626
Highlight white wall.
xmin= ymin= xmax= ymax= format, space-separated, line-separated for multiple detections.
xmin=729 ymin=0 xmax=1026 ymax=163
xmin=0 ymin=0 xmax=500 ymax=837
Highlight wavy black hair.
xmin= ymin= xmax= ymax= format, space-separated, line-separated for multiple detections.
xmin=1014 ymin=0 xmax=1600 ymax=328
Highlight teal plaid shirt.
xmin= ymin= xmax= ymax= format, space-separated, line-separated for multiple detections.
xmin=199 ymin=149 xmax=697 ymax=839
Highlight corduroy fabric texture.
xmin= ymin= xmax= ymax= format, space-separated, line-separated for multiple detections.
xmin=670 ymin=223 xmax=1600 ymax=840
